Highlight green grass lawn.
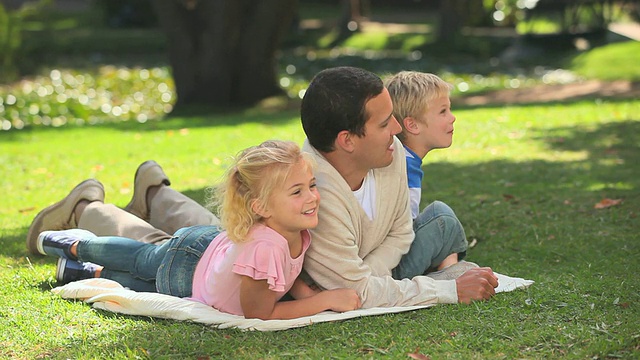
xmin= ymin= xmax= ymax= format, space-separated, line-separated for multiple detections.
xmin=1 ymin=97 xmax=638 ymax=359
xmin=1 ymin=3 xmax=639 ymax=358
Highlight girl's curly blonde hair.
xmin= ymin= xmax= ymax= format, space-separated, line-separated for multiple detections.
xmin=210 ymin=140 xmax=315 ymax=243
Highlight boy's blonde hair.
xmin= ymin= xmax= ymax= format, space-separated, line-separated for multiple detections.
xmin=384 ymin=71 xmax=453 ymax=142
xmin=211 ymin=140 xmax=315 ymax=243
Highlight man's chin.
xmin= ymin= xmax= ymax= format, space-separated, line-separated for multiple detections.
xmin=377 ymin=156 xmax=394 ymax=168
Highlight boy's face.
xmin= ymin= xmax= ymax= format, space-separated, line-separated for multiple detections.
xmin=416 ymin=95 xmax=455 ymax=152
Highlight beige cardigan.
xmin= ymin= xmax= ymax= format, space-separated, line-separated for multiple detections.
xmin=302 ymin=137 xmax=458 ymax=308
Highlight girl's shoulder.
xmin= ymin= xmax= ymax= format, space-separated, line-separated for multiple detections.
xmin=247 ymin=224 xmax=284 ymax=241
xmin=241 ymin=225 xmax=287 ymax=252
xmin=245 ymin=225 xmax=311 ymax=256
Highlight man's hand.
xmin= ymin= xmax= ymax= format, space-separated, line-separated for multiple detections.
xmin=322 ymin=288 xmax=362 ymax=312
xmin=455 ymin=267 xmax=498 ymax=304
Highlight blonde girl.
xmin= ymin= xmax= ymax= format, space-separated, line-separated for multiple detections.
xmin=36 ymin=140 xmax=361 ymax=319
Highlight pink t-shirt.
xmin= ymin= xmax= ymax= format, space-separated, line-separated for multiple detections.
xmin=188 ymin=224 xmax=310 ymax=316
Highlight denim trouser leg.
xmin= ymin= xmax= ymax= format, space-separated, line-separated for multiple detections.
xmin=392 ymin=201 xmax=468 ymax=280
xmin=75 ymin=225 xmax=220 ymax=295
xmin=75 ymin=232 xmax=175 ymax=291
xmin=79 ymin=202 xmax=172 ymax=245
xmin=148 ymin=186 xmax=220 ymax=235
xmin=156 ymin=225 xmax=220 ymax=297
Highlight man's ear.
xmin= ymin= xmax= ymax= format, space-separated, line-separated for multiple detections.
xmin=403 ymin=117 xmax=421 ymax=135
xmin=335 ymin=130 xmax=356 ymax=153
xmin=251 ymin=199 xmax=271 ymax=219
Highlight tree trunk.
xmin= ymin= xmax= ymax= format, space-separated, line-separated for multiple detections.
xmin=152 ymin=0 xmax=297 ymax=109
xmin=437 ymin=0 xmax=463 ymax=43
xmin=437 ymin=0 xmax=487 ymax=44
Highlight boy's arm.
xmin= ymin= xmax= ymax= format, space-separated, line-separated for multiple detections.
xmin=405 ymin=147 xmax=425 ymax=219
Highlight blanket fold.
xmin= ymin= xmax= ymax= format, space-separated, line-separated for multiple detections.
xmin=52 ymin=272 xmax=533 ymax=331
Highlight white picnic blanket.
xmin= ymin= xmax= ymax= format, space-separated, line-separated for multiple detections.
xmin=52 ymin=272 xmax=533 ymax=331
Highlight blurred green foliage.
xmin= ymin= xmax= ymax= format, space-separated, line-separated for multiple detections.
xmin=0 ymin=66 xmax=174 ymax=131
xmin=0 ymin=0 xmax=51 ymax=82
xmin=571 ymin=40 xmax=640 ymax=80
xmin=486 ymin=0 xmax=636 ymax=33
xmin=1 ymin=55 xmax=587 ymax=132
xmin=1 ymin=1 xmax=637 ymax=131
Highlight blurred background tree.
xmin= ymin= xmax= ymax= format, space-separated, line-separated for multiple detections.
xmin=0 ymin=0 xmax=51 ymax=82
xmin=0 ymin=0 xmax=637 ymax=130
xmin=150 ymin=0 xmax=297 ymax=109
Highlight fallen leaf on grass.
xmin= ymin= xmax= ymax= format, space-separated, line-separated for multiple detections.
xmin=594 ymin=198 xmax=623 ymax=209
xmin=120 ymin=181 xmax=132 ymax=195
xmin=18 ymin=207 xmax=36 ymax=213
xmin=408 ymin=348 xmax=431 ymax=360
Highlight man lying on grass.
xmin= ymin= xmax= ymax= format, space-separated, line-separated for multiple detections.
xmin=299 ymin=66 xmax=498 ymax=307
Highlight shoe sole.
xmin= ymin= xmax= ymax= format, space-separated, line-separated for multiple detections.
xmin=36 ymin=230 xmax=55 ymax=256
xmin=27 ymin=201 xmax=72 ymax=255
xmin=427 ymin=261 xmax=479 ymax=280
xmin=26 ymin=180 xmax=104 ymax=255
xmin=56 ymin=258 xmax=67 ymax=282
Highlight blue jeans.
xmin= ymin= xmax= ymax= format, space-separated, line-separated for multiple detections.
xmin=392 ymin=201 xmax=468 ymax=280
xmin=76 ymin=225 xmax=220 ymax=295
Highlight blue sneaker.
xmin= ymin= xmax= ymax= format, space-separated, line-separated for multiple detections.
xmin=56 ymin=258 xmax=99 ymax=284
xmin=37 ymin=229 xmax=95 ymax=260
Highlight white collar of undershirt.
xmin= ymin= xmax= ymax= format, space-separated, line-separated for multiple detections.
xmin=352 ymin=170 xmax=376 ymax=220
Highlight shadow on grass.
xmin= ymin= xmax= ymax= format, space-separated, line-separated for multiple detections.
xmin=3 ymin=97 xmax=637 ymax=145
xmin=453 ymin=91 xmax=640 ymax=111
xmin=422 ymin=120 xmax=639 ymax=277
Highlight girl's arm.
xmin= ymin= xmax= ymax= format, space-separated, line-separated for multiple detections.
xmin=240 ymin=276 xmax=361 ymax=320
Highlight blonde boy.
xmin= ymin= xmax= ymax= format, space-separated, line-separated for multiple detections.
xmin=385 ymin=71 xmax=456 ymax=218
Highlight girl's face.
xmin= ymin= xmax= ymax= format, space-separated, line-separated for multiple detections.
xmin=260 ymin=159 xmax=320 ymax=243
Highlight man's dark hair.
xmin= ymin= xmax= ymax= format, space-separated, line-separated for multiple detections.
xmin=301 ymin=66 xmax=384 ymax=153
